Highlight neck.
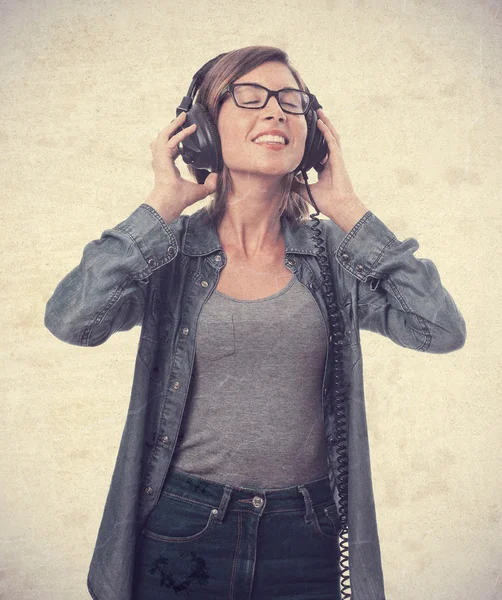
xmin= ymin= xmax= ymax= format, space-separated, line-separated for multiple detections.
xmin=217 ymin=172 xmax=286 ymax=260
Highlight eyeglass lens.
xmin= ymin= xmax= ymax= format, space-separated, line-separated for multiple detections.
xmin=233 ymin=85 xmax=309 ymax=114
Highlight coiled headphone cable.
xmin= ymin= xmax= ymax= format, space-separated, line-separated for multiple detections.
xmin=300 ymin=167 xmax=352 ymax=600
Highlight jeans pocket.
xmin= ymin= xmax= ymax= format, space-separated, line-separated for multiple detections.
xmin=141 ymin=493 xmax=217 ymax=543
xmin=311 ymin=501 xmax=342 ymax=538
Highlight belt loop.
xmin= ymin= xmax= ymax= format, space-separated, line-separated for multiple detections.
xmin=298 ymin=485 xmax=314 ymax=524
xmin=213 ymin=485 xmax=233 ymax=524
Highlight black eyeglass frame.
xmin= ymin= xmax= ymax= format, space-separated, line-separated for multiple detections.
xmin=217 ymin=83 xmax=315 ymax=115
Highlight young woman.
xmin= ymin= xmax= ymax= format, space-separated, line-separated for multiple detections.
xmin=45 ymin=46 xmax=466 ymax=600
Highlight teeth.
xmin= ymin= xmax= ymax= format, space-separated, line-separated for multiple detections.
xmin=253 ymin=135 xmax=286 ymax=144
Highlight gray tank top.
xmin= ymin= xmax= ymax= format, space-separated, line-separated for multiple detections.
xmin=170 ymin=275 xmax=330 ymax=488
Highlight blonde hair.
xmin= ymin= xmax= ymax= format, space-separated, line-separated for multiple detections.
xmin=186 ymin=45 xmax=312 ymax=229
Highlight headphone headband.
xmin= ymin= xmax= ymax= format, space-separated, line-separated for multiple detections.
xmin=187 ymin=52 xmax=229 ymax=99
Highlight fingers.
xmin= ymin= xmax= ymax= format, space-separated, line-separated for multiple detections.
xmin=150 ymin=112 xmax=193 ymax=149
xmin=316 ymin=108 xmax=339 ymax=138
xmin=316 ymin=108 xmax=341 ymax=150
xmin=165 ymin=122 xmax=197 ymax=163
xmin=159 ymin=111 xmax=188 ymax=140
xmin=150 ymin=112 xmax=198 ymax=174
xmin=316 ymin=118 xmax=337 ymax=158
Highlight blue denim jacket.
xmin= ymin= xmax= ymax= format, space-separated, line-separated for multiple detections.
xmin=44 ymin=203 xmax=466 ymax=600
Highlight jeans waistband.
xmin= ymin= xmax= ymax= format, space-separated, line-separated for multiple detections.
xmin=162 ymin=468 xmax=334 ymax=516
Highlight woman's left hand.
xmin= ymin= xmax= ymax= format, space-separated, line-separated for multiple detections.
xmin=291 ymin=108 xmax=367 ymax=222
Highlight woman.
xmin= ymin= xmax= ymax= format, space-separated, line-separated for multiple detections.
xmin=45 ymin=46 xmax=466 ymax=600
xmin=138 ymin=48 xmax=357 ymax=600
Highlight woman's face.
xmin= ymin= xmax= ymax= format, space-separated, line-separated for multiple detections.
xmin=216 ymin=61 xmax=309 ymax=181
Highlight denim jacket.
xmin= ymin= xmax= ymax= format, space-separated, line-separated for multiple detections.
xmin=44 ymin=203 xmax=466 ymax=600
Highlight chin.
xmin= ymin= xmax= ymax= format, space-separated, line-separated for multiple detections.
xmin=250 ymin=159 xmax=299 ymax=176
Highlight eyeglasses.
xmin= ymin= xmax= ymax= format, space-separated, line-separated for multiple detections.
xmin=218 ymin=83 xmax=314 ymax=115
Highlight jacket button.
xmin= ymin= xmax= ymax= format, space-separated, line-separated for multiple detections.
xmin=167 ymin=246 xmax=175 ymax=258
xmin=144 ymin=486 xmax=153 ymax=495
xmin=147 ymin=258 xmax=157 ymax=268
xmin=201 ymin=281 xmax=208 ymax=287
xmin=340 ymin=253 xmax=349 ymax=262
xmin=182 ymin=327 xmax=189 ymax=335
xmin=215 ymin=255 xmax=222 ymax=262
xmin=160 ymin=435 xmax=169 ymax=443
xmin=355 ymin=264 xmax=364 ymax=272
xmin=173 ymin=381 xmax=180 ymax=390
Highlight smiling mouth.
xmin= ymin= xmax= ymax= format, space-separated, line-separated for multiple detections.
xmin=252 ymin=135 xmax=289 ymax=145
xmin=253 ymin=141 xmax=288 ymax=149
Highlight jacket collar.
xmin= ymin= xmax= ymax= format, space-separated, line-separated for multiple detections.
xmin=182 ymin=207 xmax=319 ymax=257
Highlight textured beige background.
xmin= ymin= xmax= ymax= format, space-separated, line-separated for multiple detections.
xmin=1 ymin=0 xmax=501 ymax=599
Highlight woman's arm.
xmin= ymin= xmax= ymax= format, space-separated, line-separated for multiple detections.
xmin=44 ymin=202 xmax=183 ymax=346
xmin=333 ymin=211 xmax=466 ymax=354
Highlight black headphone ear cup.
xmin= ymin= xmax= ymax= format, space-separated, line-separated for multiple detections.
xmin=177 ymin=103 xmax=223 ymax=183
xmin=294 ymin=108 xmax=328 ymax=177
xmin=295 ymin=109 xmax=324 ymax=176
xmin=192 ymin=102 xmax=223 ymax=172
xmin=303 ymin=110 xmax=317 ymax=171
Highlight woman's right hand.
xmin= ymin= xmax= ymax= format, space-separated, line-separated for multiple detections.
xmin=149 ymin=111 xmax=219 ymax=210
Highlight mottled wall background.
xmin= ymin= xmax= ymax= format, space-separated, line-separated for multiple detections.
xmin=1 ymin=0 xmax=501 ymax=598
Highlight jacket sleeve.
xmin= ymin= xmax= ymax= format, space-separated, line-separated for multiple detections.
xmin=44 ymin=203 xmax=180 ymax=347
xmin=334 ymin=211 xmax=467 ymax=354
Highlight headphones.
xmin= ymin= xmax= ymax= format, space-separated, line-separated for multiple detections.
xmin=174 ymin=52 xmax=329 ymax=185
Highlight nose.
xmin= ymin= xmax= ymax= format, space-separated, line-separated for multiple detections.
xmin=263 ymin=95 xmax=286 ymax=119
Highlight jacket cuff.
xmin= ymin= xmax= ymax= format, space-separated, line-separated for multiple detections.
xmin=113 ymin=203 xmax=180 ymax=278
xmin=334 ymin=211 xmax=397 ymax=282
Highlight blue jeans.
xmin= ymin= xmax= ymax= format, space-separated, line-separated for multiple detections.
xmin=132 ymin=468 xmax=342 ymax=599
